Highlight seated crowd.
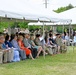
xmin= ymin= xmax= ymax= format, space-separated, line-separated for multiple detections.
xmin=0 ymin=30 xmax=69 ymax=64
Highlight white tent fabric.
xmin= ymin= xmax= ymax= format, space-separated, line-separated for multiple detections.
xmin=28 ymin=22 xmax=43 ymax=26
xmin=28 ymin=21 xmax=70 ymax=26
xmin=58 ymin=7 xmax=76 ymax=24
xmin=0 ymin=0 xmax=71 ymax=23
xmin=0 ymin=10 xmax=23 ymax=19
xmin=0 ymin=0 xmax=57 ymax=22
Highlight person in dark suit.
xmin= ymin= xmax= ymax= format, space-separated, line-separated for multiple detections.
xmin=23 ymin=32 xmax=37 ymax=58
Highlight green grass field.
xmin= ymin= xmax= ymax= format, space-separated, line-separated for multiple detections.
xmin=0 ymin=46 xmax=76 ymax=75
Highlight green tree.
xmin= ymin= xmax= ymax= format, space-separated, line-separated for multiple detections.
xmin=53 ymin=4 xmax=74 ymax=13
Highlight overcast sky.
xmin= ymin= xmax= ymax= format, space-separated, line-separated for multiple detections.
xmin=25 ymin=0 xmax=76 ymax=10
xmin=0 ymin=0 xmax=76 ymax=13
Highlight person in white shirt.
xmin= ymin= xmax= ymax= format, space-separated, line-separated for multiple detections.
xmin=73 ymin=33 xmax=76 ymax=46
xmin=65 ymin=33 xmax=70 ymax=45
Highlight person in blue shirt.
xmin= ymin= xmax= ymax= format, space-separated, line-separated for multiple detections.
xmin=10 ymin=34 xmax=26 ymax=60
xmin=0 ymin=33 xmax=13 ymax=63
xmin=5 ymin=34 xmax=20 ymax=62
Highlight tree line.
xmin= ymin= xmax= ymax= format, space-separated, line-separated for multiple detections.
xmin=53 ymin=4 xmax=74 ymax=13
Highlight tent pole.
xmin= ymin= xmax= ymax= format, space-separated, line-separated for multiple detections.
xmin=43 ymin=21 xmax=45 ymax=59
xmin=69 ymin=23 xmax=74 ymax=52
xmin=52 ymin=22 xmax=55 ymax=34
xmin=68 ymin=23 xmax=70 ymax=47
xmin=28 ymin=24 xmax=29 ymax=30
xmin=70 ymin=22 xmax=74 ymax=52
xmin=43 ymin=22 xmax=44 ymax=37
xmin=63 ymin=24 xmax=64 ymax=33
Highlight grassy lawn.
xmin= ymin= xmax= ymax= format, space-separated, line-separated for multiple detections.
xmin=0 ymin=46 xmax=76 ymax=75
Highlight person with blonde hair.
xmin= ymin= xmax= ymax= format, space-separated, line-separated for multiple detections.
xmin=18 ymin=35 xmax=34 ymax=60
xmin=30 ymin=35 xmax=44 ymax=58
xmin=11 ymin=34 xmax=26 ymax=60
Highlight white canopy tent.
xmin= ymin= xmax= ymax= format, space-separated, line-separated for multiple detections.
xmin=0 ymin=0 xmax=72 ymax=23
xmin=0 ymin=10 xmax=23 ymax=19
xmin=58 ymin=7 xmax=76 ymax=24
xmin=57 ymin=7 xmax=76 ymax=35
xmin=58 ymin=7 xmax=76 ymax=50
xmin=0 ymin=0 xmax=55 ymax=22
